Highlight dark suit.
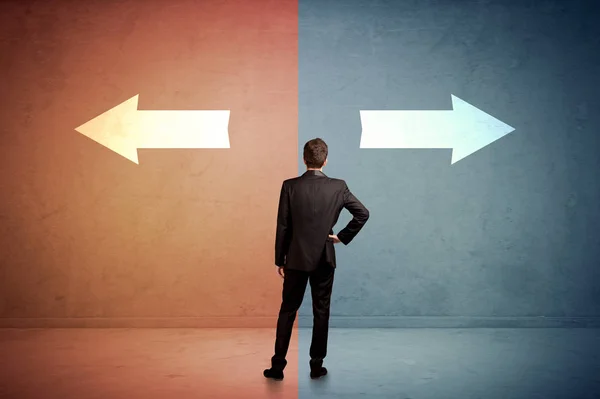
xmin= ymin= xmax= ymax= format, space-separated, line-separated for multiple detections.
xmin=271 ymin=169 xmax=369 ymax=371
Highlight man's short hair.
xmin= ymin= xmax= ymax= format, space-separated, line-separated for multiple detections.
xmin=303 ymin=138 xmax=328 ymax=168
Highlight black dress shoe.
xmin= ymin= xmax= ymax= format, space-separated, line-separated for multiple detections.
xmin=310 ymin=366 xmax=328 ymax=379
xmin=264 ymin=368 xmax=284 ymax=380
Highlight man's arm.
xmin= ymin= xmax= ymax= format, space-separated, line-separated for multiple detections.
xmin=336 ymin=182 xmax=369 ymax=245
xmin=275 ymin=181 xmax=292 ymax=266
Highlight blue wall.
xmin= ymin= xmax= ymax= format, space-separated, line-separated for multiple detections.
xmin=298 ymin=0 xmax=600 ymax=325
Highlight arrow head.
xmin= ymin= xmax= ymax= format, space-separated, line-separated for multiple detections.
xmin=450 ymin=94 xmax=515 ymax=164
xmin=75 ymin=95 xmax=141 ymax=164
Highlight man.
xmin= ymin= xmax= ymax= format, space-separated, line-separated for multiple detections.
xmin=264 ymin=138 xmax=370 ymax=381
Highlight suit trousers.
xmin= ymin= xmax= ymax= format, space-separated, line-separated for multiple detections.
xmin=271 ymin=249 xmax=335 ymax=371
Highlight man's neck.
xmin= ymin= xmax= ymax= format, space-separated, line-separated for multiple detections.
xmin=307 ymin=168 xmax=322 ymax=171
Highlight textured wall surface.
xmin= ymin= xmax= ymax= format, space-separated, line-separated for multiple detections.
xmin=298 ymin=0 xmax=600 ymax=324
xmin=0 ymin=0 xmax=297 ymax=326
xmin=1 ymin=0 xmax=599 ymax=328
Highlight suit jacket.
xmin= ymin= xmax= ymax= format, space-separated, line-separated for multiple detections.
xmin=275 ymin=169 xmax=370 ymax=271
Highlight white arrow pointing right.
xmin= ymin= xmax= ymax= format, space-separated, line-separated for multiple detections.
xmin=359 ymin=95 xmax=515 ymax=164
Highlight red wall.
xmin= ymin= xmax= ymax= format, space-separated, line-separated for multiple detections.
xmin=0 ymin=0 xmax=298 ymax=327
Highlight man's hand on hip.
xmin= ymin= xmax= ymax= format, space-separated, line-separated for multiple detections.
xmin=329 ymin=234 xmax=341 ymax=244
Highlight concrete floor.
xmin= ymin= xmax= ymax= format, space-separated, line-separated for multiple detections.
xmin=1 ymin=328 xmax=599 ymax=399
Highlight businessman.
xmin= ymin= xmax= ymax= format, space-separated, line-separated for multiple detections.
xmin=264 ymin=138 xmax=370 ymax=381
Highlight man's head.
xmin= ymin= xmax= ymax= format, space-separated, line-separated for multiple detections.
xmin=303 ymin=138 xmax=328 ymax=170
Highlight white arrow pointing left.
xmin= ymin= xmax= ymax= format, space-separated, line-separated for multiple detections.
xmin=75 ymin=94 xmax=230 ymax=164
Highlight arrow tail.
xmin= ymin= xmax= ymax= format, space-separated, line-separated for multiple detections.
xmin=360 ymin=110 xmax=455 ymax=149
xmin=138 ymin=110 xmax=230 ymax=149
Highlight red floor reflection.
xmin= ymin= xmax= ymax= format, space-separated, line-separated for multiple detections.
xmin=0 ymin=328 xmax=299 ymax=399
